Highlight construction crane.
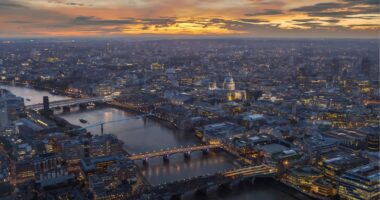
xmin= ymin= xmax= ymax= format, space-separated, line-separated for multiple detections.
xmin=66 ymin=114 xmax=150 ymax=135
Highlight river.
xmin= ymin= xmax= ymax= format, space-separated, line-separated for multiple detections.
xmin=1 ymin=84 xmax=302 ymax=200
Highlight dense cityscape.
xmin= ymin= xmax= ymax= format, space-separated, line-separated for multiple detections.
xmin=0 ymin=38 xmax=378 ymax=200
xmin=0 ymin=0 xmax=379 ymax=199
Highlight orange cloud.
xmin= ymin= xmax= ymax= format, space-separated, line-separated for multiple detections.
xmin=0 ymin=0 xmax=378 ymax=38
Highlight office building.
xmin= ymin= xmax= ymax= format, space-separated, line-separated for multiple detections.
xmin=338 ymin=163 xmax=380 ymax=200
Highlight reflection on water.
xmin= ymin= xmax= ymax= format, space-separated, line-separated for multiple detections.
xmin=60 ymin=108 xmax=200 ymax=153
xmin=139 ymin=151 xmax=236 ymax=185
xmin=0 ymin=84 xmax=70 ymax=106
xmin=60 ymin=108 xmax=238 ymax=185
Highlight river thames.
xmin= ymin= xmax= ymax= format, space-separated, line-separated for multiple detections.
xmin=1 ymin=84 xmax=307 ymax=200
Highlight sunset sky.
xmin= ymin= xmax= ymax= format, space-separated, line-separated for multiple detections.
xmin=0 ymin=0 xmax=379 ymax=38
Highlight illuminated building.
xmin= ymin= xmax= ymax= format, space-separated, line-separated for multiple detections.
xmin=240 ymin=114 xmax=265 ymax=129
xmin=311 ymin=178 xmax=336 ymax=197
xmin=360 ymin=126 xmax=380 ymax=152
xmin=209 ymin=74 xmax=246 ymax=101
xmin=283 ymin=166 xmax=322 ymax=191
xmin=321 ymin=129 xmax=367 ymax=150
xmin=223 ymin=75 xmax=235 ymax=91
xmin=304 ymin=136 xmax=338 ymax=161
xmin=61 ymin=134 xmax=124 ymax=161
xmin=0 ymin=89 xmax=24 ymax=117
xmin=25 ymin=153 xmax=75 ymax=189
xmin=200 ymin=122 xmax=246 ymax=144
xmin=208 ymin=81 xmax=218 ymax=90
xmin=15 ymin=160 xmax=35 ymax=183
xmin=166 ymin=68 xmax=178 ymax=86
xmin=322 ymin=155 xmax=369 ymax=184
xmin=337 ymin=163 xmax=380 ymax=200
xmin=33 ymin=153 xmax=63 ymax=173
xmin=81 ymin=155 xmax=136 ymax=199
xmin=14 ymin=143 xmax=34 ymax=161
xmin=93 ymin=83 xmax=113 ymax=96
xmin=150 ymin=62 xmax=164 ymax=71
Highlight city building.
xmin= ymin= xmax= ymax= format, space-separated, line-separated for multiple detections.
xmin=0 ymin=98 xmax=8 ymax=128
xmin=338 ymin=163 xmax=380 ymax=200
xmin=311 ymin=178 xmax=336 ymax=197
xmin=283 ymin=166 xmax=322 ymax=191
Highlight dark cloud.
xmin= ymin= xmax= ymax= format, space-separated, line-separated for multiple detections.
xmin=65 ymin=2 xmax=87 ymax=6
xmin=6 ymin=20 xmax=32 ymax=24
xmin=239 ymin=19 xmax=269 ymax=23
xmin=71 ymin=16 xmax=135 ymax=26
xmin=290 ymin=1 xmax=379 ymax=18
xmin=294 ymin=22 xmax=323 ymax=28
xmin=290 ymin=2 xmax=345 ymax=12
xmin=245 ymin=9 xmax=283 ymax=16
xmin=348 ymin=24 xmax=380 ymax=28
xmin=320 ymin=19 xmax=340 ymax=23
xmin=344 ymin=15 xmax=379 ymax=19
xmin=0 ymin=0 xmax=26 ymax=9
xmin=138 ymin=18 xmax=177 ymax=27
xmin=343 ymin=0 xmax=380 ymax=5
xmin=292 ymin=19 xmax=318 ymax=22
xmin=71 ymin=16 xmax=177 ymax=28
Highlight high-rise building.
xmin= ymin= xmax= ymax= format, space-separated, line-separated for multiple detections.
xmin=0 ymin=98 xmax=8 ymax=128
xmin=43 ymin=96 xmax=49 ymax=111
xmin=360 ymin=126 xmax=380 ymax=152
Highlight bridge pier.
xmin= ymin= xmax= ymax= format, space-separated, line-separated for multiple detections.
xmin=230 ymin=179 xmax=242 ymax=188
xmin=218 ymin=182 xmax=232 ymax=192
xmin=202 ymin=148 xmax=209 ymax=155
xmin=79 ymin=103 xmax=88 ymax=110
xmin=194 ymin=187 xmax=208 ymax=197
xmin=184 ymin=151 xmax=191 ymax=159
xmin=142 ymin=158 xmax=149 ymax=165
xmin=62 ymin=105 xmax=71 ymax=113
xmin=170 ymin=193 xmax=182 ymax=200
xmin=163 ymin=154 xmax=170 ymax=163
xmin=250 ymin=177 xmax=256 ymax=185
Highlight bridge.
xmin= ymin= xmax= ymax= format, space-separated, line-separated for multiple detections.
xmin=129 ymin=144 xmax=221 ymax=162
xmin=223 ymin=164 xmax=277 ymax=178
xmin=25 ymin=96 xmax=108 ymax=111
xmin=131 ymin=164 xmax=277 ymax=199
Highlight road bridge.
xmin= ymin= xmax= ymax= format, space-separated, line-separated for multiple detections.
xmin=129 ymin=144 xmax=221 ymax=162
xmin=131 ymin=164 xmax=277 ymax=200
xmin=25 ymin=96 xmax=108 ymax=111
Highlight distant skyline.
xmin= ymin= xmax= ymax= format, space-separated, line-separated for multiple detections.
xmin=0 ymin=0 xmax=379 ymax=38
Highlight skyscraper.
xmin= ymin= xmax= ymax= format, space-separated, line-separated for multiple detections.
xmin=43 ymin=96 xmax=49 ymax=112
xmin=0 ymin=98 xmax=8 ymax=128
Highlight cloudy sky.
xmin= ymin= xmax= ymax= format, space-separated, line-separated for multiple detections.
xmin=0 ymin=0 xmax=379 ymax=38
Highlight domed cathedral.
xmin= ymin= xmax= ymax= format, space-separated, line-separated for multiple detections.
xmin=223 ymin=75 xmax=235 ymax=91
xmin=208 ymin=73 xmax=246 ymax=101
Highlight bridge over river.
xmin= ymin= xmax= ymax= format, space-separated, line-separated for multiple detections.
xmin=25 ymin=96 xmax=109 ymax=111
xmin=129 ymin=144 xmax=222 ymax=162
xmin=131 ymin=164 xmax=277 ymax=200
